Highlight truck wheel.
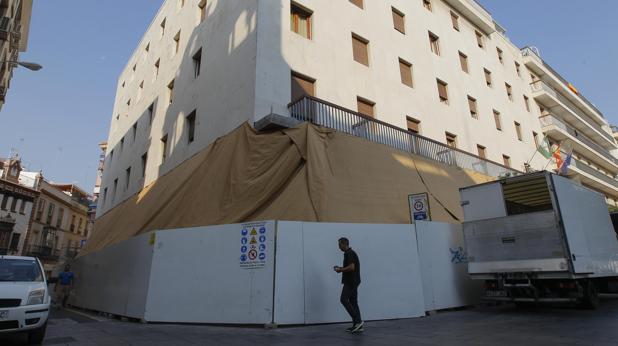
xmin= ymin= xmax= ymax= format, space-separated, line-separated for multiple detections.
xmin=581 ymin=281 xmax=600 ymax=309
xmin=27 ymin=322 xmax=47 ymax=345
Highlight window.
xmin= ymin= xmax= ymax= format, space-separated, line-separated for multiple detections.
xmin=127 ymin=99 xmax=131 ymax=107
xmin=148 ymin=103 xmax=155 ymax=125
xmin=19 ymin=199 xmax=26 ymax=214
xmin=515 ymin=122 xmax=522 ymax=141
xmin=502 ymin=155 xmax=511 ymax=167
xmin=168 ymin=80 xmax=175 ymax=104
xmin=173 ymin=31 xmax=181 ymax=54
xmin=349 ymin=0 xmax=363 ymax=9
xmin=103 ymin=188 xmax=108 ymax=206
xmin=459 ymin=52 xmax=468 ymax=73
xmin=125 ymin=167 xmax=131 ymax=190
xmin=9 ymin=198 xmax=17 ymax=212
xmin=113 ymin=179 xmax=118 ymax=201
xmin=132 ymin=122 xmax=138 ymax=142
xmin=120 ymin=137 xmax=125 ymax=152
xmin=450 ymin=12 xmax=459 ymax=31
xmin=193 ymin=48 xmax=202 ymax=78
xmin=475 ymin=31 xmax=484 ymax=48
xmin=138 ymin=81 xmax=144 ymax=100
xmin=154 ymin=59 xmax=160 ymax=79
xmin=161 ymin=135 xmax=168 ymax=164
xmin=399 ymin=58 xmax=413 ymax=88
xmin=121 ymin=81 xmax=125 ymax=88
xmin=468 ymin=96 xmax=478 ymax=119
xmin=484 ymin=68 xmax=492 ymax=87
xmin=145 ymin=43 xmax=150 ymax=53
xmin=187 ymin=110 xmax=196 ymax=144
xmin=524 ymin=95 xmax=530 ymax=112
xmin=406 ymin=116 xmax=420 ymax=134
xmin=109 ymin=149 xmax=114 ymax=166
xmin=9 ymin=233 xmax=19 ymax=251
xmin=132 ymin=63 xmax=136 ymax=72
xmin=291 ymin=72 xmax=315 ymax=102
xmin=70 ymin=215 xmax=76 ymax=232
xmin=477 ymin=145 xmax=487 ymax=159
xmin=291 ymin=3 xmax=312 ymax=39
xmin=35 ymin=199 xmax=45 ymax=220
xmin=445 ymin=132 xmax=457 ymax=148
xmin=423 ymin=0 xmax=432 ymax=11
xmin=392 ymin=7 xmax=405 ymax=34
xmin=352 ymin=34 xmax=369 ymax=66
xmin=78 ymin=218 xmax=83 ymax=234
xmin=141 ymin=152 xmax=148 ymax=178
xmin=497 ymin=47 xmax=503 ymax=64
xmin=515 ymin=61 xmax=521 ymax=76
xmin=198 ymin=0 xmax=207 ymax=23
xmin=429 ymin=31 xmax=440 ymax=56
xmin=357 ymin=97 xmax=375 ymax=117
xmin=160 ymin=18 xmax=166 ymax=37
xmin=505 ymin=83 xmax=513 ymax=101
xmin=493 ymin=110 xmax=502 ymax=130
xmin=56 ymin=208 xmax=64 ymax=228
xmin=46 ymin=203 xmax=55 ymax=225
xmin=437 ymin=79 xmax=448 ymax=104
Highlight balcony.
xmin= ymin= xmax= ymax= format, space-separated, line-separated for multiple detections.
xmin=0 ymin=16 xmax=9 ymax=40
xmin=540 ymin=114 xmax=618 ymax=170
xmin=569 ymin=158 xmax=618 ymax=197
xmin=530 ymin=80 xmax=615 ymax=146
xmin=288 ymin=96 xmax=519 ymax=178
xmin=443 ymin=0 xmax=495 ymax=34
xmin=25 ymin=245 xmax=60 ymax=261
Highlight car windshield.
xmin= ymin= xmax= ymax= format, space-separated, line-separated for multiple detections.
xmin=0 ymin=258 xmax=44 ymax=282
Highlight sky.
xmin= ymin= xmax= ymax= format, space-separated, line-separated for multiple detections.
xmin=1 ymin=0 xmax=617 ymax=193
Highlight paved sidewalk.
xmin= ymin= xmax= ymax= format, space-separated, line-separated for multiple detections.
xmin=2 ymin=296 xmax=618 ymax=345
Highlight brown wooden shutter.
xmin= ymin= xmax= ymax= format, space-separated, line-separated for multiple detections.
xmin=399 ymin=59 xmax=413 ymax=87
xmin=451 ymin=12 xmax=459 ymax=30
xmin=476 ymin=31 xmax=484 ymax=47
xmin=468 ymin=97 xmax=477 ymax=116
xmin=459 ymin=52 xmax=468 ymax=72
xmin=357 ymin=97 xmax=374 ymax=117
xmin=477 ymin=145 xmax=486 ymax=159
xmin=437 ymin=80 xmax=448 ymax=102
xmin=349 ymin=0 xmax=363 ymax=9
xmin=494 ymin=110 xmax=502 ymax=130
xmin=352 ymin=34 xmax=369 ymax=66
xmin=291 ymin=72 xmax=315 ymax=102
xmin=407 ymin=116 xmax=420 ymax=134
xmin=484 ymin=69 xmax=492 ymax=86
xmin=392 ymin=8 xmax=405 ymax=34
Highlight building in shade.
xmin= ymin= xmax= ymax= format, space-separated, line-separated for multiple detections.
xmin=98 ymin=0 xmax=618 ymax=219
xmin=0 ymin=0 xmax=33 ymax=110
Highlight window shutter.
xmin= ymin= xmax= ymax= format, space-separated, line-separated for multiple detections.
xmin=399 ymin=59 xmax=413 ymax=87
xmin=352 ymin=35 xmax=369 ymax=66
xmin=392 ymin=8 xmax=405 ymax=33
xmin=357 ymin=98 xmax=375 ymax=117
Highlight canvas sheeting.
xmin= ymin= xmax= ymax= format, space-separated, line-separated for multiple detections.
xmin=81 ymin=122 xmax=493 ymax=256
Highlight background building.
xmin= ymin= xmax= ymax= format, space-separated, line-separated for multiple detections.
xmin=98 ymin=0 xmax=618 ymax=216
xmin=0 ymin=155 xmax=37 ymax=254
xmin=0 ymin=0 xmax=33 ymax=110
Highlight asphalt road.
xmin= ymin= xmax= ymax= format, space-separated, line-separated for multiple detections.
xmin=2 ymin=296 xmax=618 ymax=345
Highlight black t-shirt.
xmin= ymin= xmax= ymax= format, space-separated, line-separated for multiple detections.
xmin=342 ymin=248 xmax=361 ymax=286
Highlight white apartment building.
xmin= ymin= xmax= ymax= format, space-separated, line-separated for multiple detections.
xmin=99 ymin=0 xmax=618 ymax=216
xmin=0 ymin=0 xmax=33 ymax=110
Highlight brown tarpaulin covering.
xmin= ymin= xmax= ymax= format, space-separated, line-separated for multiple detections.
xmin=82 ymin=123 xmax=493 ymax=256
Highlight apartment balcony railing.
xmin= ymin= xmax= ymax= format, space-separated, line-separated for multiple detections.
xmin=540 ymin=114 xmax=618 ymax=166
xmin=522 ymin=46 xmax=605 ymax=120
xmin=288 ymin=96 xmax=519 ymax=178
xmin=25 ymin=245 xmax=59 ymax=261
xmin=0 ymin=16 xmax=9 ymax=40
xmin=572 ymin=158 xmax=618 ymax=190
xmin=530 ymin=80 xmax=614 ymax=144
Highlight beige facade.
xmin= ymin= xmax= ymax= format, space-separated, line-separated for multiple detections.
xmin=0 ymin=0 xmax=33 ymax=110
xmin=99 ymin=0 xmax=618 ymax=216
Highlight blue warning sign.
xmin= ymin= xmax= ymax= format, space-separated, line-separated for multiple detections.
xmin=240 ymin=222 xmax=268 ymax=269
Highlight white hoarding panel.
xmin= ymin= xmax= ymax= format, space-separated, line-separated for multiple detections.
xmin=70 ymin=232 xmax=154 ymax=319
xmin=416 ymin=221 xmax=482 ymax=311
xmin=300 ymin=223 xmax=425 ymax=324
xmin=552 ymin=175 xmax=618 ymax=276
xmin=460 ymin=182 xmax=506 ymax=222
xmin=273 ymin=221 xmax=305 ymax=324
xmin=145 ymin=221 xmax=275 ymax=324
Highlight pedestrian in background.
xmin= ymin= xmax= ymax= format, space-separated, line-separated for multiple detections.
xmin=333 ymin=237 xmax=363 ymax=333
xmin=55 ymin=264 xmax=74 ymax=308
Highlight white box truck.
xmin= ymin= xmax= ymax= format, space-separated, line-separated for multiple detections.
xmin=461 ymin=171 xmax=618 ymax=308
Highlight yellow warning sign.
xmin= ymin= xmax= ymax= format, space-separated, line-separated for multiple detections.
xmin=250 ymin=228 xmax=258 ymax=235
xmin=250 ymin=236 xmax=257 ymax=244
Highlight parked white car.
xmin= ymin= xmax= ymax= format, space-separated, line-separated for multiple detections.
xmin=0 ymin=256 xmax=50 ymax=344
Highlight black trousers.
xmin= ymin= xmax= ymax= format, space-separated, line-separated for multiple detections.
xmin=340 ymin=283 xmax=362 ymax=324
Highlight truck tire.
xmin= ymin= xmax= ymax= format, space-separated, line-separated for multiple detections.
xmin=581 ymin=281 xmax=600 ymax=310
xmin=27 ymin=322 xmax=47 ymax=345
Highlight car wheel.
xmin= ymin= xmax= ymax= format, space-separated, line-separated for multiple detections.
xmin=27 ymin=322 xmax=47 ymax=345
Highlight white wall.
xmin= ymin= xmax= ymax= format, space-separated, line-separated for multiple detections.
xmin=416 ymin=221 xmax=482 ymax=311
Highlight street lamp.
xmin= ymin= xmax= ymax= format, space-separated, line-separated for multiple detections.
xmin=1 ymin=60 xmax=43 ymax=71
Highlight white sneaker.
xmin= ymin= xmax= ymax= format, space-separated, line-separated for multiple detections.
xmin=351 ymin=321 xmax=364 ymax=332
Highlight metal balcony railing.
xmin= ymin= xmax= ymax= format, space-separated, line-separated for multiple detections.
xmin=26 ymin=245 xmax=59 ymax=260
xmin=530 ymin=80 xmax=614 ymax=144
xmin=572 ymin=158 xmax=618 ymax=189
xmin=540 ymin=115 xmax=618 ymax=166
xmin=288 ymin=96 xmax=519 ymax=178
xmin=522 ymin=46 xmax=605 ymax=120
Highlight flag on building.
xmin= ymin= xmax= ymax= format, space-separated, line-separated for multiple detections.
xmin=536 ymin=138 xmax=553 ymax=159
xmin=552 ymin=143 xmax=563 ymax=169
xmin=559 ymin=152 xmax=573 ymax=175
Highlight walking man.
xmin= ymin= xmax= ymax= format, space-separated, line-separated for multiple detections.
xmin=334 ymin=237 xmax=363 ymax=333
xmin=55 ymin=264 xmax=74 ymax=308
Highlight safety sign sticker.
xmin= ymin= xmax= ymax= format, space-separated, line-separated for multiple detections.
xmin=240 ymin=222 xmax=268 ymax=269
xmin=408 ymin=193 xmax=431 ymax=223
